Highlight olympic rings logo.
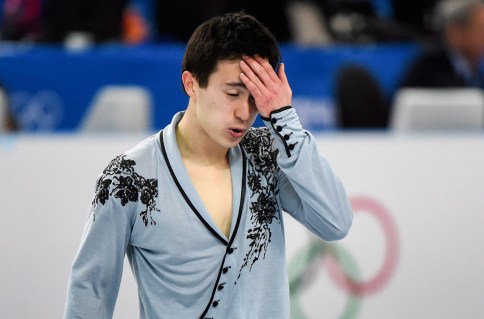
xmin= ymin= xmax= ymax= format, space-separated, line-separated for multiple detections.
xmin=288 ymin=195 xmax=400 ymax=319
xmin=10 ymin=90 xmax=64 ymax=131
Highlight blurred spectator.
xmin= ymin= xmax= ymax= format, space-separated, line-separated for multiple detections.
xmin=0 ymin=0 xmax=445 ymax=45
xmin=122 ymin=0 xmax=153 ymax=44
xmin=0 ymin=82 xmax=18 ymax=132
xmin=1 ymin=0 xmax=43 ymax=41
xmin=335 ymin=64 xmax=390 ymax=128
xmin=42 ymin=0 xmax=128 ymax=44
xmin=286 ymin=1 xmax=333 ymax=45
xmin=122 ymin=3 xmax=149 ymax=44
xmin=305 ymin=0 xmax=439 ymax=43
xmin=392 ymin=0 xmax=439 ymax=39
xmin=399 ymin=0 xmax=484 ymax=88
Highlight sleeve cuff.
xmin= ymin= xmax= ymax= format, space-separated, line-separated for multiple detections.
xmin=262 ymin=106 xmax=306 ymax=158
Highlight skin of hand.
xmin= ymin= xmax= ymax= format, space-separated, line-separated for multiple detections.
xmin=239 ymin=55 xmax=292 ymax=118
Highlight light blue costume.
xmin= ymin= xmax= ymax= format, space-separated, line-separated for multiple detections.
xmin=64 ymin=107 xmax=353 ymax=319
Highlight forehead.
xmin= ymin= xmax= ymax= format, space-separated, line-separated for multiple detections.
xmin=208 ymin=59 xmax=243 ymax=84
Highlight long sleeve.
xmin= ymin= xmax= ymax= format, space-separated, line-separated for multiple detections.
xmin=262 ymin=107 xmax=353 ymax=241
xmin=64 ymin=176 xmax=132 ymax=319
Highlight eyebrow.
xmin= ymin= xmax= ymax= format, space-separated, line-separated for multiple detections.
xmin=224 ymin=81 xmax=247 ymax=89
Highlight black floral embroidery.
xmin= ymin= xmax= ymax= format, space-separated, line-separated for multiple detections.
xmin=238 ymin=128 xmax=280 ymax=278
xmin=92 ymin=154 xmax=160 ymax=226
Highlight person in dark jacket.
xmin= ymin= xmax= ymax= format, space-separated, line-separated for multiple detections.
xmin=400 ymin=0 xmax=484 ymax=88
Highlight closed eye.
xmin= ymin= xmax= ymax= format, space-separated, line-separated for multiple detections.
xmin=227 ymin=93 xmax=239 ymax=97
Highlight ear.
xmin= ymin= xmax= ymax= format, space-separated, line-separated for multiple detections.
xmin=182 ymin=71 xmax=197 ymax=97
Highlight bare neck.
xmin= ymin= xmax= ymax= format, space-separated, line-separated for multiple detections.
xmin=176 ymin=112 xmax=229 ymax=167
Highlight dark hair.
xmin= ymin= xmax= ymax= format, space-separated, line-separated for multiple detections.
xmin=181 ymin=12 xmax=281 ymax=92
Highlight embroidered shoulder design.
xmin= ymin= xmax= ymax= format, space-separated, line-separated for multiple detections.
xmin=92 ymin=154 xmax=160 ymax=226
xmin=238 ymin=128 xmax=280 ymax=279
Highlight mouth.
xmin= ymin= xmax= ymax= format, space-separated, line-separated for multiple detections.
xmin=229 ymin=128 xmax=246 ymax=138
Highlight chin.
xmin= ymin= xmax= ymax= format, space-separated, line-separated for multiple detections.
xmin=220 ymin=137 xmax=243 ymax=149
xmin=223 ymin=140 xmax=242 ymax=149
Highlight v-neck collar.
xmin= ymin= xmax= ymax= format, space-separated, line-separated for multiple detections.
xmin=159 ymin=112 xmax=246 ymax=246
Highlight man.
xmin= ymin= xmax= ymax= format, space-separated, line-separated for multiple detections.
xmin=400 ymin=0 xmax=484 ymax=88
xmin=64 ymin=12 xmax=352 ymax=319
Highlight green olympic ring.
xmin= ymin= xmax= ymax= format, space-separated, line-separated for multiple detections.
xmin=288 ymin=196 xmax=399 ymax=318
xmin=288 ymin=241 xmax=362 ymax=319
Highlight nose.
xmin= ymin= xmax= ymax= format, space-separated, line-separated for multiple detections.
xmin=234 ymin=99 xmax=252 ymax=122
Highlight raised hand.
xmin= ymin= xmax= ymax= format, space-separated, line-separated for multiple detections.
xmin=239 ymin=55 xmax=292 ymax=118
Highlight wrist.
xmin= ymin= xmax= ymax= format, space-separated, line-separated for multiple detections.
xmin=259 ymin=106 xmax=293 ymax=121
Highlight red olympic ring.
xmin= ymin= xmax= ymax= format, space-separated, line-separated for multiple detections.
xmin=326 ymin=195 xmax=400 ymax=296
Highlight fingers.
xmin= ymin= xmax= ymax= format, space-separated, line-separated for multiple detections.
xmin=241 ymin=55 xmax=279 ymax=85
xmin=239 ymin=55 xmax=282 ymax=100
xmin=239 ymin=71 xmax=262 ymax=100
xmin=277 ymin=63 xmax=289 ymax=86
xmin=239 ymin=55 xmax=292 ymax=117
xmin=253 ymin=55 xmax=281 ymax=83
xmin=239 ymin=59 xmax=266 ymax=98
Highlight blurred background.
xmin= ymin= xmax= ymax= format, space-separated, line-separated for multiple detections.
xmin=1 ymin=0 xmax=484 ymax=133
xmin=1 ymin=1 xmax=484 ymax=318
